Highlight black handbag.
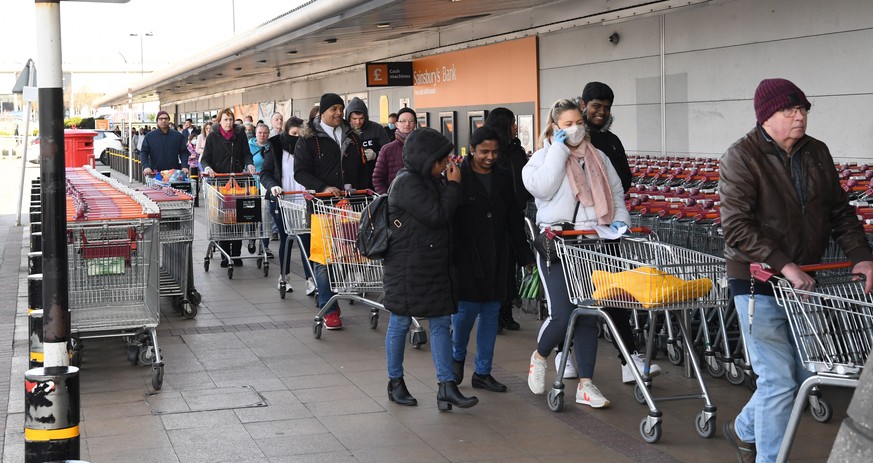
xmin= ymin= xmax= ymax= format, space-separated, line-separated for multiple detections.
xmin=533 ymin=202 xmax=580 ymax=264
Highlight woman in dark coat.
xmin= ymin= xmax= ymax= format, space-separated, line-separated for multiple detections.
xmin=201 ymin=107 xmax=255 ymax=267
xmin=450 ymin=127 xmax=534 ymax=393
xmin=382 ymin=127 xmax=478 ymax=411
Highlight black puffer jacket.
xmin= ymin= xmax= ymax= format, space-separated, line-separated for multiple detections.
xmin=453 ymin=157 xmax=534 ymax=302
xmin=293 ymin=119 xmax=368 ymax=192
xmin=200 ymin=124 xmax=253 ymax=174
xmin=497 ymin=138 xmax=532 ymax=212
xmin=382 ymin=129 xmax=461 ymax=317
xmin=588 ymin=116 xmax=632 ymax=193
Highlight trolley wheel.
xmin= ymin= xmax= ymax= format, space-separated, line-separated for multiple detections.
xmin=71 ymin=347 xmax=81 ymax=367
xmin=410 ymin=330 xmax=427 ymax=349
xmin=247 ymin=240 xmax=256 ymax=254
xmin=188 ymin=289 xmax=202 ymax=307
xmin=204 ymin=258 xmax=210 ymax=272
xmin=705 ymin=355 xmax=725 ymax=379
xmin=369 ymin=312 xmax=379 ymax=329
xmin=640 ymin=418 xmax=662 ymax=444
xmin=633 ymin=384 xmax=647 ymax=405
xmin=313 ymin=320 xmax=323 ymax=339
xmin=547 ymin=389 xmax=564 ymax=412
xmin=182 ymin=303 xmax=198 ymax=319
xmin=172 ymin=296 xmax=185 ymax=313
xmin=810 ymin=397 xmax=833 ymax=423
xmin=151 ymin=364 xmax=164 ymax=390
xmin=263 ymin=263 xmax=269 ymax=277
xmin=279 ymin=281 xmax=286 ymax=299
xmin=227 ymin=267 xmax=234 ymax=279
xmin=139 ymin=343 xmax=155 ymax=366
xmin=667 ymin=342 xmax=684 ymax=366
xmin=726 ymin=363 xmax=746 ymax=385
xmin=695 ymin=411 xmax=716 ymax=438
xmin=127 ymin=343 xmax=139 ymax=366
xmin=256 ymin=258 xmax=263 ymax=269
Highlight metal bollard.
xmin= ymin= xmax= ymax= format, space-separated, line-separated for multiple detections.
xmin=29 ymin=310 xmax=44 ymax=368
xmin=28 ymin=274 xmax=42 ymax=312
xmin=24 ymin=366 xmax=81 ymax=462
xmin=29 ymin=251 xmax=43 ymax=275
xmin=30 ymin=232 xmax=42 ymax=253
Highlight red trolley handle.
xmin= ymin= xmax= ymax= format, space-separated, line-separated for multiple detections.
xmin=750 ymin=261 xmax=853 ymax=282
xmin=546 ymin=226 xmax=652 ymax=240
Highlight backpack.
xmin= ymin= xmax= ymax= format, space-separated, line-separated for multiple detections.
xmin=356 ymin=194 xmax=398 ymax=260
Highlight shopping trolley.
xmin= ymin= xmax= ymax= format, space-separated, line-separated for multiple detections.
xmin=750 ymin=261 xmax=873 ymax=463
xmin=276 ymin=191 xmax=317 ymax=299
xmin=66 ymin=167 xmax=165 ymax=390
xmin=309 ymin=191 xmax=427 ymax=348
xmin=549 ymin=228 xmax=724 ymax=443
xmin=203 ymin=173 xmax=270 ymax=279
xmin=139 ymin=185 xmax=200 ymax=318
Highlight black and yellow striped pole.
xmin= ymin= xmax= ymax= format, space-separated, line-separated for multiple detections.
xmin=24 ymin=367 xmax=80 ymax=461
xmin=29 ymin=310 xmax=44 ymax=368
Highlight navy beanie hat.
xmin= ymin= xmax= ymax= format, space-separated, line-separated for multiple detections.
xmin=319 ymin=93 xmax=344 ymax=112
xmin=754 ymin=78 xmax=811 ymax=124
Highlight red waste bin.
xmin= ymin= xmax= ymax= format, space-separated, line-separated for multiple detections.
xmin=64 ymin=129 xmax=97 ymax=168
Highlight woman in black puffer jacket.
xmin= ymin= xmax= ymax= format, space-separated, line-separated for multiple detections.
xmin=382 ymin=128 xmax=478 ymax=411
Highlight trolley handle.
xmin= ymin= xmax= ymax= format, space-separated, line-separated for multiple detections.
xmin=548 ymin=226 xmax=652 ymax=239
xmin=303 ymin=189 xmax=375 ymax=200
xmin=750 ymin=261 xmax=854 ymax=282
xmin=209 ymin=172 xmax=253 ymax=178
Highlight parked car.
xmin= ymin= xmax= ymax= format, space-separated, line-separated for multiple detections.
xmin=93 ymin=130 xmax=123 ymax=165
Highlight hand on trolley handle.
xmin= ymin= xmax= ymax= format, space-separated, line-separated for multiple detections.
xmin=751 ymin=260 xmax=873 ymax=294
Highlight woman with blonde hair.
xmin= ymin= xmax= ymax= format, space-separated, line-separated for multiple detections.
xmin=522 ymin=98 xmax=631 ymax=409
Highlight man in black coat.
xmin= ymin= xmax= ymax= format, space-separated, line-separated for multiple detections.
xmin=345 ymin=97 xmax=391 ymax=189
xmin=579 ymin=82 xmax=632 ymax=193
xmin=294 ymin=93 xmax=368 ymax=330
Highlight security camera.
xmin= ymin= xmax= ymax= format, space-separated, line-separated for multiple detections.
xmin=608 ymin=32 xmax=620 ymax=45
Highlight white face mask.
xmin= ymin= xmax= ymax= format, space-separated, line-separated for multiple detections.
xmin=561 ymin=123 xmax=586 ymax=146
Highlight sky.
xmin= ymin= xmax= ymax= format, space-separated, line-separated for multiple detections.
xmin=2 ymin=0 xmax=302 ymax=72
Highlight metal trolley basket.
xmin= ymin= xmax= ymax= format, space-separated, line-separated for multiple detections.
xmin=67 ymin=219 xmax=165 ymax=390
xmin=276 ymin=191 xmax=317 ymax=299
xmin=551 ymin=229 xmax=724 ymax=443
xmin=309 ymin=191 xmax=427 ymax=348
xmin=139 ymin=185 xmax=201 ymax=318
xmin=751 ymin=261 xmax=873 ymax=463
xmin=203 ymin=173 xmax=270 ymax=279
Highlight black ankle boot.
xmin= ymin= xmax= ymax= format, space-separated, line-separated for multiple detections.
xmin=471 ymin=373 xmax=507 ymax=392
xmin=387 ymin=378 xmax=417 ymax=406
xmin=452 ymin=359 xmax=465 ymax=384
xmin=437 ymin=381 xmax=478 ymax=411
xmin=501 ymin=305 xmax=520 ymax=331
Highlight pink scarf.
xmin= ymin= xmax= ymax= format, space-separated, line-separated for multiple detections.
xmin=566 ymin=141 xmax=614 ymax=225
xmin=219 ymin=126 xmax=234 ymax=140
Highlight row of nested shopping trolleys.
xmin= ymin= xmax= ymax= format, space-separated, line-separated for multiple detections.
xmin=65 ymin=166 xmax=198 ymax=391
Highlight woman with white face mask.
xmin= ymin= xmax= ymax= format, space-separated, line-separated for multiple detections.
xmin=521 ymin=98 xmax=631 ymax=409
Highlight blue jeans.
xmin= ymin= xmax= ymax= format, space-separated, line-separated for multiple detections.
xmin=313 ymin=262 xmax=337 ymax=314
xmin=733 ymin=294 xmax=813 ymax=463
xmin=452 ymin=300 xmax=500 ymax=375
xmin=386 ymin=313 xmax=453 ymax=382
xmin=270 ymin=200 xmax=312 ymax=279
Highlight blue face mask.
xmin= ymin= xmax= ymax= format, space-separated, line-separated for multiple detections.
xmin=388 ymin=123 xmax=396 ymax=130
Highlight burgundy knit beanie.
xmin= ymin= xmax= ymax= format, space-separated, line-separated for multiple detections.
xmin=754 ymin=78 xmax=811 ymax=124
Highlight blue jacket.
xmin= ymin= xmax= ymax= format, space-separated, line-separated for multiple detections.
xmin=140 ymin=128 xmax=186 ymax=171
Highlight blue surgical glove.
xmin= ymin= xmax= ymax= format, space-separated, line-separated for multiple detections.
xmin=610 ymin=221 xmax=628 ymax=233
xmin=553 ymin=128 xmax=567 ymax=144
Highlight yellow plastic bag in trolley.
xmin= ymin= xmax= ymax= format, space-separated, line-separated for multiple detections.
xmin=309 ymin=213 xmax=332 ymax=265
xmin=591 ymin=266 xmax=713 ymax=309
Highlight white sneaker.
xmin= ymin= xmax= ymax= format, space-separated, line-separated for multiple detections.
xmin=305 ymin=277 xmax=316 ymax=296
xmin=528 ymin=351 xmax=547 ymax=395
xmin=576 ymin=381 xmax=611 ymax=408
xmin=622 ymin=351 xmax=662 ymax=384
xmin=554 ymin=350 xmax=577 ymax=379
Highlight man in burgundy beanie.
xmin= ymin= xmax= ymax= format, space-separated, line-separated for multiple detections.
xmin=719 ymin=78 xmax=873 ymax=462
